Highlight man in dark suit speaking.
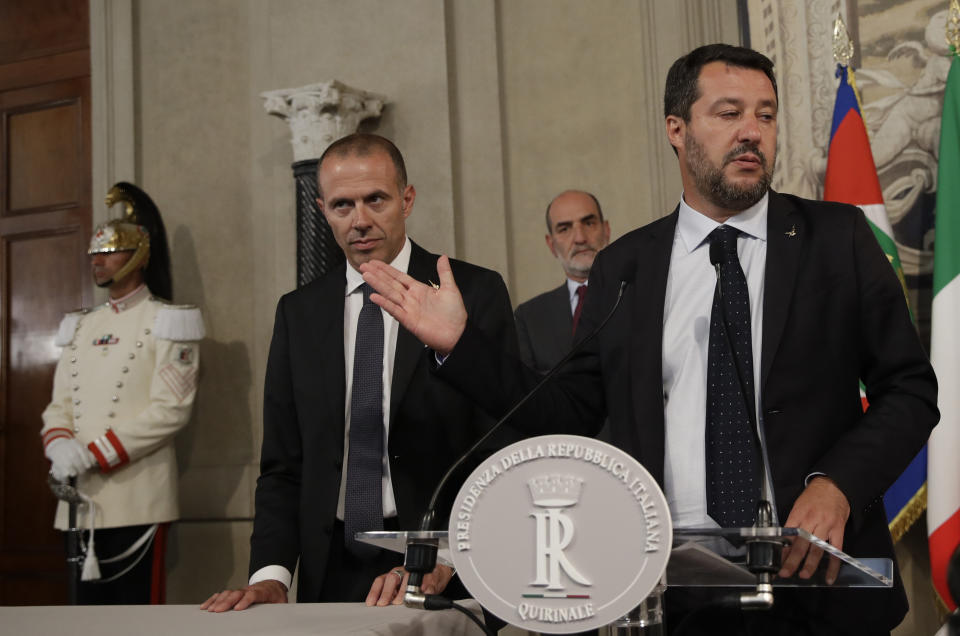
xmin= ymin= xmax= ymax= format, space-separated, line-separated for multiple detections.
xmin=203 ymin=134 xmax=517 ymax=611
xmin=515 ymin=190 xmax=610 ymax=373
xmin=362 ymin=45 xmax=938 ymax=634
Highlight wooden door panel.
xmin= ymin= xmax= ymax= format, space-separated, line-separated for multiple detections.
xmin=0 ymin=1 xmax=90 ymax=601
xmin=1 ymin=77 xmax=90 ymax=218
xmin=7 ymin=101 xmax=83 ymax=212
xmin=0 ymin=0 xmax=88 ymax=65
xmin=2 ymin=230 xmax=88 ymax=549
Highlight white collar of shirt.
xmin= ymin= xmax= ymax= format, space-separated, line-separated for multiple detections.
xmin=345 ymin=236 xmax=412 ymax=296
xmin=676 ymin=191 xmax=769 ymax=254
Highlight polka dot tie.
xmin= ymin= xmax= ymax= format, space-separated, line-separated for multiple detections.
xmin=706 ymin=226 xmax=760 ymax=528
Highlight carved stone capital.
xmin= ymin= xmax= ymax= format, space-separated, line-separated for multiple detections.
xmin=261 ymin=80 xmax=387 ymax=162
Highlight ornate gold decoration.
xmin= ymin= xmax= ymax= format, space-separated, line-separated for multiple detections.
xmin=948 ymin=0 xmax=960 ymax=55
xmin=88 ymin=185 xmax=151 ymax=284
xmin=887 ymin=482 xmax=926 ymax=544
xmin=104 ymin=185 xmax=136 ymax=220
xmin=833 ymin=15 xmax=855 ymax=66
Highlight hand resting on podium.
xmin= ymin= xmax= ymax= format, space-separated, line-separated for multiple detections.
xmin=200 ymin=579 xmax=287 ymax=612
xmin=365 ymin=563 xmax=454 ymax=606
xmin=778 ymin=475 xmax=851 ymax=585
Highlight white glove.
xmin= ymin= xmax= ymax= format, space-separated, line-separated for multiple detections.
xmin=45 ymin=437 xmax=96 ymax=481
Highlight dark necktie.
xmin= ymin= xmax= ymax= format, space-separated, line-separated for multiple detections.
xmin=344 ymin=283 xmax=384 ymax=555
xmin=706 ymin=226 xmax=760 ymax=528
xmin=572 ymin=284 xmax=587 ymax=335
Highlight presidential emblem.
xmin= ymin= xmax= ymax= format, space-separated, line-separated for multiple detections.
xmin=449 ymin=435 xmax=671 ymax=633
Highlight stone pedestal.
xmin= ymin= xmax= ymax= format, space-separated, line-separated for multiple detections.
xmin=262 ymin=81 xmax=387 ymax=286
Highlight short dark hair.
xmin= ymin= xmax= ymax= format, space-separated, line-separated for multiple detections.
xmin=317 ymin=133 xmax=407 ymax=198
xmin=664 ymin=44 xmax=777 ymax=122
xmin=545 ymin=190 xmax=604 ymax=234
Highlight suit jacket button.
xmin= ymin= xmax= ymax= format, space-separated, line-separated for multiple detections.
xmin=323 ymin=525 xmax=332 ymax=536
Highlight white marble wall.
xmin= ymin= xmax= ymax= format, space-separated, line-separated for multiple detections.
xmin=91 ymin=0 xmax=741 ymax=603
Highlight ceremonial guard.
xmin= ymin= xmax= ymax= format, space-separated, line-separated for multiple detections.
xmin=40 ymin=183 xmax=204 ymax=604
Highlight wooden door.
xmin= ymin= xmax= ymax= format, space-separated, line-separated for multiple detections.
xmin=0 ymin=0 xmax=91 ymax=605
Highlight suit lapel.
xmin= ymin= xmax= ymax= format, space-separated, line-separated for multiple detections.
xmin=630 ymin=211 xmax=676 ymax=484
xmin=550 ymin=284 xmax=574 ymax=355
xmin=389 ymin=242 xmax=433 ymax=430
xmin=311 ymin=266 xmax=348 ymax=452
xmin=761 ymin=191 xmax=804 ymax=391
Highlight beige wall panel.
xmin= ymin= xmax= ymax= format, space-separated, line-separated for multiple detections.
xmin=446 ymin=0 xmax=511 ymax=278
xmin=136 ymin=1 xmax=257 ymax=527
xmin=166 ymin=520 xmax=254 ymax=604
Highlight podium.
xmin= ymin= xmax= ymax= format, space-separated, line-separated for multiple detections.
xmin=357 ymin=435 xmax=894 ymax=634
xmin=358 ymin=526 xmax=891 ymax=589
xmin=359 ymin=526 xmax=891 ymax=634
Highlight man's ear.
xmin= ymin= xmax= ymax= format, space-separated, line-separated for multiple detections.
xmin=665 ymin=115 xmax=685 ymax=153
xmin=401 ymin=185 xmax=416 ymax=218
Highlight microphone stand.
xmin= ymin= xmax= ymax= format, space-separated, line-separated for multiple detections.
xmin=711 ymin=242 xmax=779 ymax=612
xmin=402 ymin=277 xmax=631 ymax=613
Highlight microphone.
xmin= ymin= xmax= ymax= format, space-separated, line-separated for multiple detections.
xmin=709 ymin=232 xmax=779 ymax=609
xmin=404 ymin=262 xmax=634 ymax=609
xmin=709 ymin=237 xmax=725 ymax=283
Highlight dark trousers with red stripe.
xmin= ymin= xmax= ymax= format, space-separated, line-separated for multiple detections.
xmin=69 ymin=522 xmax=168 ymax=605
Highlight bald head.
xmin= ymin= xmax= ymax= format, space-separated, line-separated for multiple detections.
xmin=545 ymin=190 xmax=610 ymax=282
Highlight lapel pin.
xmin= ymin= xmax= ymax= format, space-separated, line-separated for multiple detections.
xmin=428 ymin=280 xmax=440 ymax=291
xmin=785 ymin=224 xmax=798 ymax=237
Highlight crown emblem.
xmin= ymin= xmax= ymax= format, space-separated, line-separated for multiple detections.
xmin=527 ymin=474 xmax=583 ymax=508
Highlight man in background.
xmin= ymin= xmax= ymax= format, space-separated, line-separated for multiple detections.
xmin=515 ymin=190 xmax=610 ymax=373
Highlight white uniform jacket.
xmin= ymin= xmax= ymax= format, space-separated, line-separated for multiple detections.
xmin=41 ymin=285 xmax=204 ymax=530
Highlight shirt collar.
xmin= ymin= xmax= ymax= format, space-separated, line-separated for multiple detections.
xmin=345 ymin=236 xmax=412 ymax=296
xmin=107 ymin=284 xmax=150 ymax=313
xmin=676 ymin=191 xmax=769 ymax=254
xmin=565 ymin=278 xmax=587 ymax=302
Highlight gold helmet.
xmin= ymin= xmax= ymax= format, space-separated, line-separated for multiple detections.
xmin=88 ymin=185 xmax=152 ymax=287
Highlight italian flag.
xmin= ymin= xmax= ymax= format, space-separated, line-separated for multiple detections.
xmin=823 ymin=65 xmax=923 ymax=543
xmin=928 ymin=52 xmax=960 ymax=613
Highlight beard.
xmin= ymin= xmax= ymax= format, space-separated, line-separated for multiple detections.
xmin=684 ymin=132 xmax=773 ymax=211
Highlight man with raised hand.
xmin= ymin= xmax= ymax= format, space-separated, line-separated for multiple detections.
xmin=202 ymin=134 xmax=517 ymax=612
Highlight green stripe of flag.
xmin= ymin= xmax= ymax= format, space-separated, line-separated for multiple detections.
xmin=935 ymin=57 xmax=960 ymax=296
xmin=865 ymin=217 xmax=905 ymax=272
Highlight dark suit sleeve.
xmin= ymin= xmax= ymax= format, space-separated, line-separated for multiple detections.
xmin=514 ymin=304 xmax=536 ymax=369
xmin=463 ymin=267 xmax=519 ymax=358
xmin=810 ymin=209 xmax=938 ymax=525
xmin=248 ymin=296 xmax=303 ymax=577
xmin=438 ymin=260 xmax=609 ymax=438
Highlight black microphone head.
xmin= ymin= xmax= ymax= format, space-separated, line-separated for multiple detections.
xmin=619 ymin=260 xmax=636 ymax=287
xmin=709 ymin=237 xmax=724 ymax=266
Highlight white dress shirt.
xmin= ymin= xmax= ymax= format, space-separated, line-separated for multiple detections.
xmin=662 ymin=193 xmax=777 ymax=532
xmin=250 ymin=237 xmax=412 ymax=589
